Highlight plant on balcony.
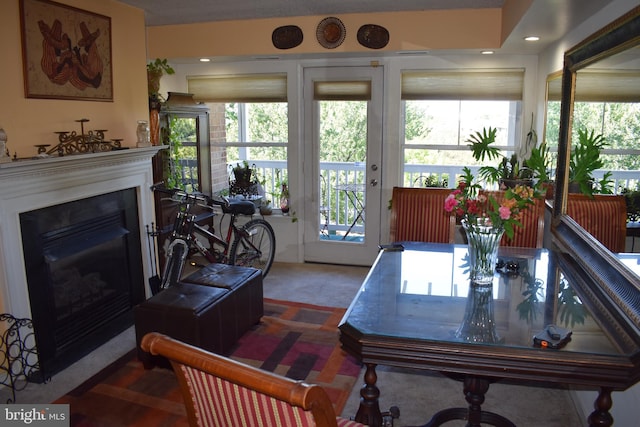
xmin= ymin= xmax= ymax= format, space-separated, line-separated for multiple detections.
xmin=415 ymin=174 xmax=448 ymax=188
xmin=259 ymin=199 xmax=273 ymax=215
xmin=467 ymin=127 xmax=534 ymax=189
xmin=569 ymin=128 xmax=612 ymax=196
xmin=622 ymin=187 xmax=640 ymax=222
xmin=524 ymin=141 xmax=554 ymax=197
xmin=229 ymin=161 xmax=259 ymax=197
xmin=164 ymin=117 xmax=185 ymax=190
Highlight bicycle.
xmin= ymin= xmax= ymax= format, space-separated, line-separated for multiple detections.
xmin=150 ymin=184 xmax=276 ymax=291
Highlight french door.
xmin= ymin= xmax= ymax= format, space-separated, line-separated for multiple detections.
xmin=302 ymin=66 xmax=383 ymax=266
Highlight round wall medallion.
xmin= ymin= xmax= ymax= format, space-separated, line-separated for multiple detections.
xmin=316 ymin=17 xmax=346 ymax=49
xmin=357 ymin=24 xmax=390 ymax=49
xmin=272 ymin=25 xmax=303 ymax=50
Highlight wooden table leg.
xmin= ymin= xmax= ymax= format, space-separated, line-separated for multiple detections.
xmin=355 ymin=363 xmax=384 ymax=427
xmin=587 ymin=387 xmax=614 ymax=427
xmin=464 ymin=376 xmax=490 ymax=426
xmin=423 ymin=375 xmax=515 ymax=427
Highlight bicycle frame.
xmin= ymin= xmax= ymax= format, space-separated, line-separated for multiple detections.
xmin=190 ymin=210 xmax=266 ymax=265
xmin=156 ymin=191 xmax=240 ymax=266
xmin=151 ymin=183 xmax=275 ymax=289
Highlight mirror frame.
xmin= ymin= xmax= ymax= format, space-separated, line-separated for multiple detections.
xmin=552 ymin=6 xmax=640 ymax=320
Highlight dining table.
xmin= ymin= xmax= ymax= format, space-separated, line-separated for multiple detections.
xmin=339 ymin=241 xmax=640 ymax=427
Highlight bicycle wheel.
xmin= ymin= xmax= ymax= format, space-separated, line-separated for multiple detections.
xmin=230 ymin=219 xmax=276 ymax=277
xmin=160 ymin=239 xmax=188 ymax=290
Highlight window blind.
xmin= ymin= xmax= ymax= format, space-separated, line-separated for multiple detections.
xmin=547 ymin=70 xmax=640 ymax=102
xmin=187 ymin=74 xmax=287 ymax=103
xmin=313 ymin=80 xmax=372 ymax=101
xmin=401 ymin=69 xmax=524 ymax=101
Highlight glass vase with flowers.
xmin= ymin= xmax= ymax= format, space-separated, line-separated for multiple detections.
xmin=445 ymin=167 xmax=535 ymax=285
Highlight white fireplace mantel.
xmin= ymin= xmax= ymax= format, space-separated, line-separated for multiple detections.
xmin=0 ymin=147 xmax=163 ymax=318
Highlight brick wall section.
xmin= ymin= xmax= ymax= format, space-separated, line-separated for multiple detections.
xmin=208 ymin=103 xmax=229 ymax=194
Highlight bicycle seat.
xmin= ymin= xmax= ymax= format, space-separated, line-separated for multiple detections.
xmin=223 ymin=200 xmax=256 ymax=216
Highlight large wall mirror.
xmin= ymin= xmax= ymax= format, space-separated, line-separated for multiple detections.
xmin=552 ymin=6 xmax=640 ymax=309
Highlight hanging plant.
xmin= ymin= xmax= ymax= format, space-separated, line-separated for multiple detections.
xmin=147 ymin=58 xmax=175 ymax=102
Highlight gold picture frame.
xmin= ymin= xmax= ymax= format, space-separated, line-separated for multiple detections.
xmin=20 ymin=0 xmax=113 ymax=101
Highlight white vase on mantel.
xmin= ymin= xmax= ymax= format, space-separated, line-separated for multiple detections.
xmin=0 ymin=128 xmax=11 ymax=163
xmin=136 ymin=120 xmax=151 ymax=148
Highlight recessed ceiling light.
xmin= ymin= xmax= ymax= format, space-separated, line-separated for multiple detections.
xmin=199 ymin=58 xmax=211 ymax=62
xmin=481 ymin=50 xmax=494 ymax=55
xmin=524 ymin=36 xmax=540 ymax=42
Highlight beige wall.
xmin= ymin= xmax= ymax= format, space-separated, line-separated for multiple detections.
xmin=0 ymin=0 xmax=148 ymax=158
xmin=147 ymin=9 xmax=507 ymax=60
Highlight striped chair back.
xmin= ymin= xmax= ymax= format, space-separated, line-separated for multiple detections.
xmin=486 ymin=191 xmax=546 ymax=248
xmin=141 ymin=332 xmax=365 ymax=427
xmin=567 ymin=194 xmax=627 ymax=253
xmin=389 ymin=187 xmax=455 ymax=243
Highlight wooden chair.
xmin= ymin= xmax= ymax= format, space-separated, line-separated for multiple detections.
xmin=141 ymin=332 xmax=365 ymax=427
xmin=486 ymin=191 xmax=546 ymax=248
xmin=567 ymin=194 xmax=627 ymax=253
xmin=389 ymin=187 xmax=455 ymax=243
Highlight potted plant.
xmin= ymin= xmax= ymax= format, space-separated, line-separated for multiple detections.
xmin=467 ymin=127 xmax=533 ymax=189
xmin=231 ymin=161 xmax=253 ymax=186
xmin=259 ymin=199 xmax=273 ymax=215
xmin=622 ymin=187 xmax=640 ymax=222
xmin=568 ymin=128 xmax=608 ymax=196
xmin=524 ymin=141 xmax=553 ymax=198
xmin=229 ymin=161 xmax=258 ymax=197
xmin=415 ymin=174 xmax=448 ymax=188
xmin=147 ymin=58 xmax=175 ymax=103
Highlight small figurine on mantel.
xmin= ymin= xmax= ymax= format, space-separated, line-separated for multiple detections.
xmin=0 ymin=127 xmax=11 ymax=163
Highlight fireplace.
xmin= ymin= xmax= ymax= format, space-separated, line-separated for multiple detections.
xmin=0 ymin=147 xmax=160 ymax=376
xmin=20 ymin=189 xmax=145 ymax=375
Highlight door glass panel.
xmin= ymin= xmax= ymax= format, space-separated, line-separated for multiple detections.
xmin=169 ymin=117 xmax=198 ymax=192
xmin=318 ymin=100 xmax=367 ymax=242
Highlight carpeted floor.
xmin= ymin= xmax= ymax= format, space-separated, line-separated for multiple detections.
xmin=52 ymin=298 xmax=360 ymax=426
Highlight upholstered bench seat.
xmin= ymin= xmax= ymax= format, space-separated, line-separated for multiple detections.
xmin=135 ymin=264 xmax=263 ymax=368
xmin=180 ymin=263 xmax=263 ymax=344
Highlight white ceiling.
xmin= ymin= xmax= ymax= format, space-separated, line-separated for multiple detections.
xmin=118 ymin=0 xmax=614 ymax=54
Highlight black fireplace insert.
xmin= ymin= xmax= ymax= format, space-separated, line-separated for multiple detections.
xmin=20 ymin=188 xmax=145 ymax=376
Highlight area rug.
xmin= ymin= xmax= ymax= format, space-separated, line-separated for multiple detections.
xmin=54 ymin=298 xmax=361 ymax=427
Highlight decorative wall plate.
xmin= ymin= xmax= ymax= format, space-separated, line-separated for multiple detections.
xmin=357 ymin=24 xmax=390 ymax=49
xmin=272 ymin=25 xmax=303 ymax=50
xmin=316 ymin=17 xmax=346 ymax=49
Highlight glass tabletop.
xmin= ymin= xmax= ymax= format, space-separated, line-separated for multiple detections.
xmin=343 ymin=242 xmax=631 ymax=358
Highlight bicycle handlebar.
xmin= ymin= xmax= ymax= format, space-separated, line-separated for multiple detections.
xmin=150 ymin=182 xmax=229 ymax=208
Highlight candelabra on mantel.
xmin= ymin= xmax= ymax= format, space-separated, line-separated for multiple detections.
xmin=35 ymin=119 xmax=123 ymax=156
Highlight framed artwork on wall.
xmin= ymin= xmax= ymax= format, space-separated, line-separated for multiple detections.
xmin=19 ymin=0 xmax=113 ymax=101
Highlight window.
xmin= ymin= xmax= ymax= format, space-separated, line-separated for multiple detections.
xmin=401 ymin=70 xmax=524 ymax=187
xmin=223 ymin=102 xmax=288 ymax=201
xmin=188 ymin=74 xmax=288 ymax=201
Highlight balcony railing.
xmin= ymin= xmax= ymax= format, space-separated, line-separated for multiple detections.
xmin=176 ymin=158 xmax=638 ymax=236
